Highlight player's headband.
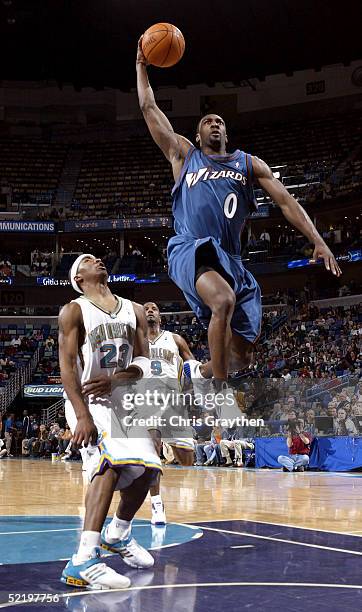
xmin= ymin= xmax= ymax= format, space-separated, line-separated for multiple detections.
xmin=70 ymin=254 xmax=94 ymax=294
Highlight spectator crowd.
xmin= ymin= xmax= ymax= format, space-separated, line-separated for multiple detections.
xmin=0 ymin=407 xmax=79 ymax=461
xmin=0 ymin=298 xmax=360 ymax=471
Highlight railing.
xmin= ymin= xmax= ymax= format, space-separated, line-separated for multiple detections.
xmin=305 ymin=370 xmax=360 ymax=401
xmin=0 ymin=370 xmax=21 ymax=414
xmin=0 ymin=348 xmax=40 ymax=415
xmin=41 ymin=398 xmax=64 ymax=425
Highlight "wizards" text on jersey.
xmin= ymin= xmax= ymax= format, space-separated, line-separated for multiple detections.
xmin=185 ymin=167 xmax=247 ymax=188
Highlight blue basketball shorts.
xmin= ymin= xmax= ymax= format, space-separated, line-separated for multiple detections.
xmin=168 ymin=235 xmax=261 ymax=343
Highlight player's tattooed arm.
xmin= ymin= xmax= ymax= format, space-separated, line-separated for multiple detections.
xmin=58 ymin=302 xmax=98 ymax=446
xmin=136 ymin=37 xmax=192 ymax=180
xmin=251 ymin=155 xmax=342 ymax=277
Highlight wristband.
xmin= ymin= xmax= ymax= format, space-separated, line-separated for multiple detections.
xmin=183 ymin=359 xmax=204 ymax=380
xmin=129 ymin=356 xmax=150 ymax=378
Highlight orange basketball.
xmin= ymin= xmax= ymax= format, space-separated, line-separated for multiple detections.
xmin=142 ymin=23 xmax=185 ymax=68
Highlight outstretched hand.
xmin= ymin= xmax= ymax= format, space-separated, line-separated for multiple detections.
xmin=311 ymin=242 xmax=342 ymax=276
xmin=136 ymin=36 xmax=148 ymax=66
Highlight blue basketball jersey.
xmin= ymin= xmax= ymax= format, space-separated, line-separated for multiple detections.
xmin=171 ymin=147 xmax=257 ymax=255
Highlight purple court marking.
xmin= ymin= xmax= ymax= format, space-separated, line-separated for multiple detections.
xmin=0 ymin=520 xmax=361 ymax=611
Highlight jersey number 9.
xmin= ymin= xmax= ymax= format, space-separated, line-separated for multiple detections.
xmin=151 ymin=360 xmax=163 ymax=375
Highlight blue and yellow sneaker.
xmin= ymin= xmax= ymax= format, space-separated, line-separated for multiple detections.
xmin=100 ymin=526 xmax=154 ymax=569
xmin=61 ymin=548 xmax=131 ymax=590
xmin=64 ymin=569 xmax=155 ymax=611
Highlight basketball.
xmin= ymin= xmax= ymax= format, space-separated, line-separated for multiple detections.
xmin=142 ymin=23 xmax=185 ymax=68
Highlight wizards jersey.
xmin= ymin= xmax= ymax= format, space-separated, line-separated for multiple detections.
xmin=171 ymin=147 xmax=256 ymax=256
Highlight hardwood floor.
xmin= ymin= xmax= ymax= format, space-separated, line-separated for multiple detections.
xmin=1 ymin=458 xmax=362 ymax=535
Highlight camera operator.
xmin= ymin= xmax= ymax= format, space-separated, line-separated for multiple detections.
xmin=278 ymin=418 xmax=312 ymax=472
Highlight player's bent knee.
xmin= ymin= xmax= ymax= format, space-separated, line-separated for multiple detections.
xmin=211 ymin=290 xmax=236 ymax=318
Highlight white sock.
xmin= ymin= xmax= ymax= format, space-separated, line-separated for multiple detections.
xmin=73 ymin=530 xmax=100 ymax=564
xmin=151 ymin=494 xmax=163 ymax=506
xmin=105 ymin=514 xmax=131 ymax=543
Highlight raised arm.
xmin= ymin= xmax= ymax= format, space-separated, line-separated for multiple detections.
xmin=136 ymin=37 xmax=192 ymax=181
xmin=252 ymin=156 xmax=342 ymax=276
xmin=58 ymin=302 xmax=98 ymax=446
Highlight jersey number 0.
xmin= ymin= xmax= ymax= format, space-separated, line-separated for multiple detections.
xmin=223 ymin=193 xmax=238 ymax=219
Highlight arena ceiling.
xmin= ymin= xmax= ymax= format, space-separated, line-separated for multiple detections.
xmin=0 ymin=0 xmax=361 ymax=90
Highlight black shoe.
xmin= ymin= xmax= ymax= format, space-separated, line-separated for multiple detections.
xmin=282 ymin=467 xmax=289 ymax=472
xmin=295 ymin=466 xmax=305 ymax=472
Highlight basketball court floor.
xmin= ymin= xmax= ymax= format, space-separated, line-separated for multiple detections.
xmin=1 ymin=459 xmax=362 ymax=611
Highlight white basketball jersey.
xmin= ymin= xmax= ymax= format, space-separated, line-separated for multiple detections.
xmin=72 ymin=295 xmax=136 ymax=386
xmin=149 ymin=330 xmax=182 ymax=381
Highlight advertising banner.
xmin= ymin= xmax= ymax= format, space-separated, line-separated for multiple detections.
xmin=24 ymin=385 xmax=63 ymax=397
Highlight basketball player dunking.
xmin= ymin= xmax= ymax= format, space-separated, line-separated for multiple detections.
xmin=59 ymin=254 xmax=161 ymax=590
xmin=144 ymin=301 xmax=211 ymax=525
xmin=136 ymin=40 xmax=342 ymax=386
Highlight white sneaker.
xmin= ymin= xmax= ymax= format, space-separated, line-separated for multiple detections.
xmin=101 ymin=527 xmax=154 ymax=569
xmin=64 ymin=570 xmax=154 ymax=610
xmin=151 ymin=501 xmax=166 ymax=526
xmin=80 ymin=562 xmax=131 ymax=590
xmin=61 ymin=551 xmax=131 ymax=590
xmin=120 ymin=537 xmax=155 ymax=569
